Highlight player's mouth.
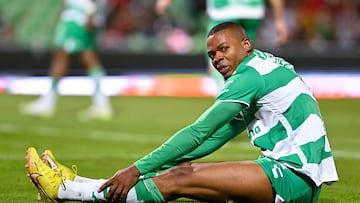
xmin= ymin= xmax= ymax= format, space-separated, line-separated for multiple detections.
xmin=217 ymin=65 xmax=230 ymax=75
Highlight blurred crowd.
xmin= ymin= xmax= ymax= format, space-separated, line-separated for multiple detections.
xmin=0 ymin=0 xmax=359 ymax=54
xmin=257 ymin=0 xmax=360 ymax=53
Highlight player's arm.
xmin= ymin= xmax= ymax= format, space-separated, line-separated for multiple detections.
xmin=134 ymin=101 xmax=245 ymax=175
xmin=155 ymin=0 xmax=173 ymax=16
xmin=268 ymin=0 xmax=288 ymax=44
xmin=84 ymin=0 xmax=97 ymax=30
xmin=159 ymin=117 xmax=246 ymax=170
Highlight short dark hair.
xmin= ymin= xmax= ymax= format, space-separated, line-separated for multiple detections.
xmin=207 ymin=22 xmax=248 ymax=39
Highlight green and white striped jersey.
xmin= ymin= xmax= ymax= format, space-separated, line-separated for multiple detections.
xmin=207 ymin=0 xmax=265 ymax=20
xmin=217 ymin=49 xmax=338 ymax=186
xmin=60 ymin=0 xmax=97 ymax=26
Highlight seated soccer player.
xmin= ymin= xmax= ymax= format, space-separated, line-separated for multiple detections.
xmin=26 ymin=22 xmax=338 ymax=203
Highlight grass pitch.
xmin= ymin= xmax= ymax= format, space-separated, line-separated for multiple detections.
xmin=0 ymin=94 xmax=359 ymax=202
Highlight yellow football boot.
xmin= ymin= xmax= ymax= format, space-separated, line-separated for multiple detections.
xmin=25 ymin=147 xmax=63 ymax=203
xmin=42 ymin=149 xmax=77 ymax=181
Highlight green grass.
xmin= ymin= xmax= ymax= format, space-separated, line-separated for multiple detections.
xmin=0 ymin=94 xmax=359 ymax=202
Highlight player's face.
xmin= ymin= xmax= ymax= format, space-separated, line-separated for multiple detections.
xmin=207 ymin=28 xmax=252 ymax=80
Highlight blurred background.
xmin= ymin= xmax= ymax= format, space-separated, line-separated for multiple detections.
xmin=1 ymin=2 xmax=359 ymax=202
xmin=0 ymin=0 xmax=359 ymax=97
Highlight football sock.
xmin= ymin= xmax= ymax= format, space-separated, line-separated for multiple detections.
xmin=74 ymin=176 xmax=107 ymax=183
xmin=87 ymin=66 xmax=110 ymax=109
xmin=59 ymin=178 xmax=165 ymax=203
xmin=50 ymin=77 xmax=60 ymax=92
xmin=87 ymin=66 xmax=104 ymax=94
xmin=134 ymin=178 xmax=166 ymax=203
xmin=36 ymin=77 xmax=59 ymax=107
xmin=58 ymin=179 xmax=108 ymax=201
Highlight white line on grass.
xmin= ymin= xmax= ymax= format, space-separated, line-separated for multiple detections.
xmin=1 ymin=123 xmax=360 ymax=160
xmin=0 ymin=122 xmax=167 ymax=143
xmin=0 ymin=123 xmax=19 ymax=133
xmin=332 ymin=150 xmax=360 ymax=160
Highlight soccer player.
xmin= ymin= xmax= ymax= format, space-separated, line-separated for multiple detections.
xmin=156 ymin=0 xmax=288 ymax=44
xmin=26 ymin=22 xmax=338 ymax=203
xmin=20 ymin=0 xmax=112 ymax=120
xmin=156 ymin=0 xmax=289 ymax=91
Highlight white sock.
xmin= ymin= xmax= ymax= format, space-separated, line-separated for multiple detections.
xmin=93 ymin=91 xmax=111 ymax=110
xmin=58 ymin=179 xmax=107 ymax=201
xmin=38 ymin=91 xmax=57 ymax=107
xmin=126 ymin=187 xmax=142 ymax=203
xmin=74 ymin=176 xmax=107 ymax=183
xmin=59 ymin=179 xmax=141 ymax=202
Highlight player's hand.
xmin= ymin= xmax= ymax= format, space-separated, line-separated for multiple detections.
xmin=155 ymin=0 xmax=172 ymax=16
xmin=86 ymin=15 xmax=96 ymax=30
xmin=274 ymin=18 xmax=288 ymax=45
xmin=98 ymin=165 xmax=140 ymax=201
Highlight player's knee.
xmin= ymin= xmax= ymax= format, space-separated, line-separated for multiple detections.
xmin=153 ymin=163 xmax=195 ymax=199
xmin=169 ymin=162 xmax=195 ymax=178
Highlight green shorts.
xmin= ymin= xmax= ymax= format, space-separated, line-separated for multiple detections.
xmin=256 ymin=157 xmax=321 ymax=203
xmin=53 ymin=21 xmax=97 ymax=53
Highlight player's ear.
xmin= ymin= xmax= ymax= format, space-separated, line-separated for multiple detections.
xmin=242 ymin=38 xmax=252 ymax=52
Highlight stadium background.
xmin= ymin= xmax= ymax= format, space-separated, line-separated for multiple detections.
xmin=0 ymin=0 xmax=359 ymax=98
xmin=0 ymin=0 xmax=360 ymax=202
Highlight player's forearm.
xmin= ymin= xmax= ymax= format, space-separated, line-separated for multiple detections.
xmin=134 ymin=125 xmax=206 ymax=174
xmin=159 ymin=119 xmax=246 ymax=170
xmin=134 ymin=102 xmax=243 ymax=174
xmin=155 ymin=0 xmax=173 ymax=16
xmin=268 ymin=0 xmax=285 ymax=21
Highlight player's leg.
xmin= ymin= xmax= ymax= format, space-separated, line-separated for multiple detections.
xmin=47 ymin=49 xmax=70 ymax=101
xmin=27 ymin=152 xmax=270 ymax=202
xmin=152 ymin=159 xmax=321 ymax=203
xmin=39 ymin=19 xmax=75 ymax=110
xmin=35 ymin=49 xmax=70 ymax=109
xmin=27 ymin=147 xmax=159 ymax=202
xmin=255 ymin=157 xmax=322 ymax=203
xmin=26 ymin=147 xmax=109 ymax=202
xmin=19 ymin=19 xmax=74 ymax=117
xmin=153 ymin=161 xmax=274 ymax=203
xmin=27 ymin=147 xmax=320 ymax=203
xmin=19 ymin=49 xmax=69 ymax=117
xmin=79 ymin=49 xmax=113 ymax=121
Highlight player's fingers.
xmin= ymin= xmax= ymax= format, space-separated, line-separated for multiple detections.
xmin=98 ymin=179 xmax=112 ymax=192
xmin=120 ymin=187 xmax=130 ymax=200
xmin=106 ymin=182 xmax=118 ymax=200
xmin=111 ymin=186 xmax=123 ymax=201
